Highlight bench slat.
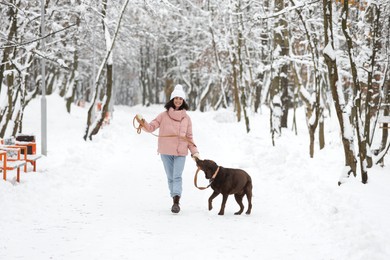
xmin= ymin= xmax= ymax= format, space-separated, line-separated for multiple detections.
xmin=0 ymin=160 xmax=26 ymax=170
xmin=26 ymin=154 xmax=42 ymax=161
xmin=379 ymin=116 xmax=390 ymax=123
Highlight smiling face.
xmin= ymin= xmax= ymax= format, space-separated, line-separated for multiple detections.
xmin=173 ymin=97 xmax=183 ymax=109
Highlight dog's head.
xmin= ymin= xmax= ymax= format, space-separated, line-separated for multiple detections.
xmin=195 ymin=158 xmax=219 ymax=179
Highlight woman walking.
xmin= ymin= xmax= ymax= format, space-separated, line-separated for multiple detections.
xmin=136 ymin=84 xmax=199 ymax=213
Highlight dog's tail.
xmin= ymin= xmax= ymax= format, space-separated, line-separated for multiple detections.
xmin=245 ymin=176 xmax=253 ymax=195
xmin=245 ymin=176 xmax=253 ymax=214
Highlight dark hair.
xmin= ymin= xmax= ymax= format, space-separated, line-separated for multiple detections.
xmin=164 ymin=99 xmax=189 ymax=111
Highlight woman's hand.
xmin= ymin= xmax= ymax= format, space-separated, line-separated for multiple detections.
xmin=192 ymin=153 xmax=200 ymax=161
xmin=136 ymin=114 xmax=144 ymax=123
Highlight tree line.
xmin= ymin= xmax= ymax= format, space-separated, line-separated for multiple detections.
xmin=0 ymin=0 xmax=389 ymax=184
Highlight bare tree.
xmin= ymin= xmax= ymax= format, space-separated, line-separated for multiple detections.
xmin=0 ymin=0 xmax=20 ymax=138
xmin=341 ymin=0 xmax=368 ymax=183
xmin=84 ymin=0 xmax=130 ymax=140
xmin=65 ymin=0 xmax=82 ymax=113
xmin=322 ymin=0 xmax=357 ymax=184
xmin=290 ymin=0 xmax=324 ymax=158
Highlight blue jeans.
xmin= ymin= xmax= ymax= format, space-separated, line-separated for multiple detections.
xmin=160 ymin=155 xmax=186 ymax=198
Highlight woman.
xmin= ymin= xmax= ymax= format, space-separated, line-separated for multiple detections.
xmin=136 ymin=84 xmax=199 ymax=213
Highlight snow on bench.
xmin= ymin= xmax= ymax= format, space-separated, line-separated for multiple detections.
xmin=379 ymin=116 xmax=390 ymax=129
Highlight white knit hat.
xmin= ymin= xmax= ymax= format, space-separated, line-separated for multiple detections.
xmin=170 ymin=84 xmax=186 ymax=100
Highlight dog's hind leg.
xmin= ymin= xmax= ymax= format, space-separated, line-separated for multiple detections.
xmin=234 ymin=194 xmax=245 ymax=215
xmin=208 ymin=191 xmax=220 ymax=211
xmin=218 ymin=194 xmax=229 ymax=215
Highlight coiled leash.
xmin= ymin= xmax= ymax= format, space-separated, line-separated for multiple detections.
xmin=133 ymin=116 xmax=147 ymax=134
xmin=194 ymin=166 xmax=220 ymax=190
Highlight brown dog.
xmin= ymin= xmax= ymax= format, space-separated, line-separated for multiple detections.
xmin=195 ymin=158 xmax=253 ymax=215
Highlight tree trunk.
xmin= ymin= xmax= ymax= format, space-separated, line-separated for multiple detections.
xmin=341 ymin=0 xmax=368 ymax=183
xmin=291 ymin=0 xmax=323 ymax=157
xmin=140 ymin=45 xmax=149 ymax=106
xmin=232 ymin=52 xmax=241 ymax=122
xmin=0 ymin=0 xmax=19 ymax=138
xmin=198 ymin=80 xmax=212 ymax=112
xmin=66 ymin=9 xmax=81 ymax=113
xmin=364 ymin=4 xmax=381 ymax=169
xmin=379 ymin=84 xmax=389 ymax=166
xmin=274 ymin=0 xmax=289 ymax=129
xmin=209 ymin=26 xmax=228 ymax=110
xmin=323 ymin=0 xmax=357 ymax=184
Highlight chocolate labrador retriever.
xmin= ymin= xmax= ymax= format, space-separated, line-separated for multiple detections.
xmin=195 ymin=158 xmax=252 ymax=215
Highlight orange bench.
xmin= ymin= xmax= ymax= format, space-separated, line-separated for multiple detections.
xmin=14 ymin=141 xmax=42 ymax=172
xmin=0 ymin=148 xmax=27 ymax=182
xmin=1 ymin=136 xmax=42 ymax=173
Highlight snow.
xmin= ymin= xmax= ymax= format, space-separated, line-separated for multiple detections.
xmin=104 ymin=23 xmax=113 ymax=65
xmin=0 ymin=85 xmax=7 ymax=110
xmin=57 ymin=58 xmax=68 ymax=68
xmin=323 ymin=43 xmax=336 ymax=61
xmin=1 ymin=94 xmax=390 ymax=260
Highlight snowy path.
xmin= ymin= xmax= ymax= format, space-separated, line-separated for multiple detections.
xmin=1 ymin=97 xmax=389 ymax=259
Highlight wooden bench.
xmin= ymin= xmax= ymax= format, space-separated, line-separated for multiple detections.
xmin=0 ymin=148 xmax=27 ymax=183
xmin=14 ymin=141 xmax=42 ymax=172
xmin=379 ymin=116 xmax=390 ymax=129
xmin=1 ymin=135 xmax=42 ymax=173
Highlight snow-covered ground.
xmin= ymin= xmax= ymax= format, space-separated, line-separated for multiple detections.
xmin=1 ymin=94 xmax=389 ymax=260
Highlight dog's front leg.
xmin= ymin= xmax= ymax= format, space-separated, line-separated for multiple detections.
xmin=208 ymin=191 xmax=220 ymax=211
xmin=218 ymin=194 xmax=229 ymax=215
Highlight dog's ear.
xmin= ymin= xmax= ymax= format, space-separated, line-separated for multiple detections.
xmin=209 ymin=160 xmax=218 ymax=171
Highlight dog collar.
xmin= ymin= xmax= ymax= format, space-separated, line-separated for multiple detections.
xmin=211 ymin=166 xmax=220 ymax=180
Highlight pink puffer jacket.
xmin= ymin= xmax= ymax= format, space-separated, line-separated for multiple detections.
xmin=142 ymin=108 xmax=198 ymax=156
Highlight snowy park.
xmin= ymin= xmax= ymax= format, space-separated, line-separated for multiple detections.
xmin=1 ymin=1 xmax=390 ymax=259
xmin=1 ymin=95 xmax=389 ymax=259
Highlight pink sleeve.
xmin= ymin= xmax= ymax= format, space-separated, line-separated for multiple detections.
xmin=143 ymin=113 xmax=162 ymax=132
